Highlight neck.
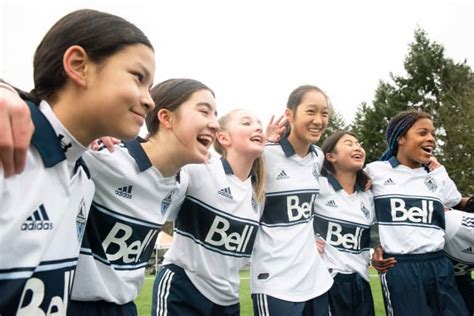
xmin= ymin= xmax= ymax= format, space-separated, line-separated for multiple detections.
xmin=333 ymin=170 xmax=357 ymax=194
xmin=287 ymin=133 xmax=311 ymax=157
xmin=396 ymin=153 xmax=422 ymax=169
xmin=141 ymin=132 xmax=183 ymax=177
xmin=225 ymin=151 xmax=255 ymax=181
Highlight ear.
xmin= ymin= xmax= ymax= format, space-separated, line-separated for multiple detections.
xmin=397 ymin=135 xmax=406 ymax=147
xmin=216 ymin=131 xmax=231 ymax=149
xmin=284 ymin=108 xmax=293 ymax=122
xmin=325 ymin=152 xmax=336 ymax=163
xmin=63 ymin=45 xmax=89 ymax=88
xmin=157 ymin=109 xmax=173 ymax=129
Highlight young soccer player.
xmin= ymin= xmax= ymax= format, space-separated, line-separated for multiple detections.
xmin=67 ymin=78 xmax=219 ymax=315
xmin=313 ymin=131 xmax=376 ymax=316
xmin=0 ymin=9 xmax=155 ymax=315
xmin=251 ymin=85 xmax=333 ymax=316
xmin=444 ymin=209 xmax=474 ymax=315
xmin=152 ymin=109 xmax=266 ymax=316
xmin=365 ymin=110 xmax=469 ymax=315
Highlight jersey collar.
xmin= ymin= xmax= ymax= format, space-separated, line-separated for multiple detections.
xmin=28 ymin=100 xmax=66 ymax=168
xmin=279 ymin=138 xmax=318 ymax=157
xmin=327 ymin=174 xmax=363 ymax=192
xmin=220 ymin=156 xmax=256 ymax=182
xmin=123 ymin=137 xmax=152 ymax=172
xmin=388 ymin=156 xmax=430 ymax=173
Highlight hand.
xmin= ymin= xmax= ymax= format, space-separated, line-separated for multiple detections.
xmin=265 ymin=114 xmax=287 ymax=143
xmin=315 ymin=236 xmax=325 ymax=255
xmin=427 ymin=156 xmax=442 ymax=171
xmin=371 ymin=244 xmax=397 ymax=274
xmin=0 ymin=87 xmax=34 ymax=177
xmin=89 ymin=137 xmax=121 ymax=152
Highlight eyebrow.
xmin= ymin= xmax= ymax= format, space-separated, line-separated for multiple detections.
xmin=241 ymin=116 xmax=262 ymax=124
xmin=197 ymin=102 xmax=217 ymax=116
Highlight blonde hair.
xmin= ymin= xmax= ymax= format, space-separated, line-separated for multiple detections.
xmin=213 ymin=109 xmax=266 ymax=205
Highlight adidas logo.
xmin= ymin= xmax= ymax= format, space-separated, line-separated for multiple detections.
xmin=461 ymin=246 xmax=474 ymax=254
xmin=115 ymin=185 xmax=133 ymax=199
xmin=217 ymin=187 xmax=233 ymax=199
xmin=383 ymin=178 xmax=396 ymax=185
xmin=276 ymin=170 xmax=289 ymax=180
xmin=326 ymin=200 xmax=338 ymax=208
xmin=21 ymin=204 xmax=53 ymax=231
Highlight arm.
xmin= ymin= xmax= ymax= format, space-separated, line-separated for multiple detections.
xmin=0 ymin=83 xmax=34 ymax=177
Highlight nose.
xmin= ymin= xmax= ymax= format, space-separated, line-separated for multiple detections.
xmin=312 ymin=113 xmax=322 ymax=125
xmin=255 ymin=123 xmax=263 ymax=133
xmin=141 ymin=90 xmax=155 ymax=113
xmin=208 ymin=114 xmax=220 ymax=132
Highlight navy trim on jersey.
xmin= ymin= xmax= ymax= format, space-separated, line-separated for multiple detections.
xmin=79 ymin=248 xmax=149 ymax=270
xmin=279 ymin=138 xmax=319 ymax=157
xmin=27 ymin=100 xmax=66 ymax=167
xmin=123 ymin=138 xmax=152 ymax=172
xmin=0 ymin=258 xmax=78 ymax=280
xmin=327 ymin=175 xmax=362 ymax=192
xmin=92 ymin=201 xmax=162 ymax=229
xmin=220 ymin=157 xmax=256 ymax=182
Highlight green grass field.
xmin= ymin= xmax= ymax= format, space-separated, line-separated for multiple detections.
xmin=136 ymin=268 xmax=385 ymax=315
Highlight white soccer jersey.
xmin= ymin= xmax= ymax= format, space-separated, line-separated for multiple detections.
xmin=365 ymin=157 xmax=462 ymax=254
xmin=163 ymin=156 xmax=262 ymax=306
xmin=251 ymin=139 xmax=333 ymax=302
xmin=444 ymin=210 xmax=474 ymax=276
xmin=313 ymin=175 xmax=374 ymax=282
xmin=71 ymin=138 xmax=179 ymax=304
xmin=0 ymin=100 xmax=94 ymax=315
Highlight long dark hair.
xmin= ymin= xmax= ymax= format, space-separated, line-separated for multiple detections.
xmin=30 ymin=9 xmax=153 ymax=103
xmin=321 ymin=130 xmax=369 ymax=190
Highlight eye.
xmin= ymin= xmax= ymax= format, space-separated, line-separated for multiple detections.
xmin=199 ymin=109 xmax=209 ymax=115
xmin=131 ymin=71 xmax=144 ymax=82
xmin=306 ymin=110 xmax=315 ymax=115
xmin=322 ymin=111 xmax=329 ymax=117
xmin=242 ymin=121 xmax=251 ymax=126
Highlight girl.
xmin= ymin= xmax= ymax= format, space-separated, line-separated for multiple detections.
xmin=251 ymin=85 xmax=333 ymax=316
xmin=313 ymin=131 xmax=375 ymax=316
xmin=152 ymin=109 xmax=266 ymax=316
xmin=68 ymin=79 xmax=219 ymax=315
xmin=365 ymin=110 xmax=469 ymax=315
xmin=0 ymin=9 xmax=155 ymax=315
xmin=444 ymin=209 xmax=474 ymax=315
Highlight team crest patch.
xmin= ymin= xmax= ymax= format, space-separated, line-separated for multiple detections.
xmin=251 ymin=196 xmax=259 ymax=213
xmin=161 ymin=191 xmax=174 ymax=215
xmin=424 ymin=176 xmax=438 ymax=192
xmin=76 ymin=198 xmax=87 ymax=243
xmin=361 ymin=202 xmax=370 ymax=219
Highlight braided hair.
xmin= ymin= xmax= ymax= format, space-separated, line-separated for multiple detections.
xmin=380 ymin=110 xmax=432 ymax=161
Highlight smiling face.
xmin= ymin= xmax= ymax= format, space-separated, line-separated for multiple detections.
xmin=219 ymin=110 xmax=265 ymax=160
xmin=170 ymin=89 xmax=219 ymax=164
xmin=326 ymin=133 xmax=366 ymax=173
xmin=397 ymin=118 xmax=436 ymax=168
xmin=84 ymin=43 xmax=155 ymax=141
xmin=286 ymin=90 xmax=329 ymax=151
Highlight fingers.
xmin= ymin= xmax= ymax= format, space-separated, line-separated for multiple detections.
xmin=99 ymin=137 xmax=120 ymax=153
xmin=11 ymin=104 xmax=34 ymax=175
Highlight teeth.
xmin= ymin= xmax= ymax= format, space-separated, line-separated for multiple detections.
xmin=197 ymin=135 xmax=213 ymax=145
xmin=250 ymin=136 xmax=263 ymax=143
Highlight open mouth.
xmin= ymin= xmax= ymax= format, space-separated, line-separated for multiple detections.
xmin=250 ymin=135 xmax=264 ymax=144
xmin=197 ymin=134 xmax=214 ymax=148
xmin=351 ymin=153 xmax=364 ymax=160
xmin=421 ymin=146 xmax=434 ymax=154
xmin=309 ymin=128 xmax=322 ymax=134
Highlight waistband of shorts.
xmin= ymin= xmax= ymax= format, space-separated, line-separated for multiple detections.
xmin=383 ymin=250 xmax=445 ymax=262
xmin=162 ymin=263 xmax=187 ymax=277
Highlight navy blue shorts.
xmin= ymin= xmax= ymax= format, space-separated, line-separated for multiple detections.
xmin=252 ymin=292 xmax=328 ymax=316
xmin=455 ymin=274 xmax=474 ymax=315
xmin=68 ymin=299 xmax=137 ymax=316
xmin=151 ymin=264 xmax=239 ymax=316
xmin=328 ymin=273 xmax=374 ymax=316
xmin=380 ymin=251 xmax=469 ymax=316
